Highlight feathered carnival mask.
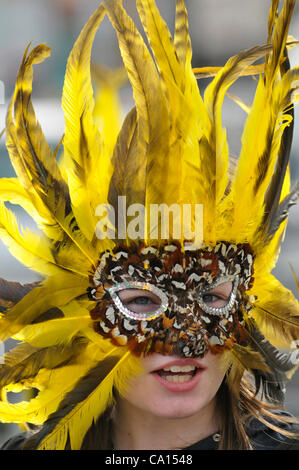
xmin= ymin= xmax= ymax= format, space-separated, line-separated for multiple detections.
xmin=0 ymin=0 xmax=299 ymax=450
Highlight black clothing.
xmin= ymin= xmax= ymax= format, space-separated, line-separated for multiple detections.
xmin=1 ymin=415 xmax=299 ymax=450
xmin=184 ymin=413 xmax=299 ymax=450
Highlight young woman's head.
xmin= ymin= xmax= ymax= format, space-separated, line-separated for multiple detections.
xmin=87 ymin=241 xmax=299 ymax=449
xmin=1 ymin=0 xmax=298 ymax=451
xmin=111 ymin=278 xmax=233 ymax=429
xmin=114 ymin=278 xmax=233 ymax=421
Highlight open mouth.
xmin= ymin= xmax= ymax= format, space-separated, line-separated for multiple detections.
xmin=154 ymin=365 xmax=200 ymax=383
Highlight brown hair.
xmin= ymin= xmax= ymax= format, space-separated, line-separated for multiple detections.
xmin=216 ymin=374 xmax=299 ymax=450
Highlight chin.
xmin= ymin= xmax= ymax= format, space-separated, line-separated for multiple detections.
xmin=150 ymin=379 xmax=215 ymax=417
xmin=125 ymin=373 xmax=216 ymax=421
xmin=148 ymin=397 xmax=211 ymax=420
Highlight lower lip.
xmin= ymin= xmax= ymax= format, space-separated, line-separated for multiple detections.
xmin=152 ymin=369 xmax=204 ymax=393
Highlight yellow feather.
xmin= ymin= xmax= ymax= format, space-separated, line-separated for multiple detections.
xmin=106 ymin=107 xmax=146 ymax=219
xmin=0 ymin=340 xmax=86 ymax=391
xmin=0 ymin=340 xmax=120 ymax=427
xmin=122 ymin=0 xmax=205 ymax=246
xmin=104 ymin=0 xmax=171 ymax=212
xmin=250 ymin=273 xmax=299 ymax=348
xmin=231 ymin=344 xmax=271 ymax=373
xmin=6 ymin=43 xmax=97 ymax=266
xmin=174 ymin=0 xmax=192 ymax=68
xmin=0 ymin=178 xmax=41 ymax=223
xmin=0 ymin=273 xmax=89 ymax=341
xmin=0 ymin=202 xmax=61 ymax=277
xmin=136 ymin=0 xmax=205 ymax=220
xmin=6 ymin=45 xmax=64 ymax=241
xmin=62 ymin=5 xmax=111 ymax=244
xmin=0 ymin=360 xmax=96 ymax=425
xmin=266 ymin=0 xmax=279 ymax=47
xmin=204 ymin=45 xmax=270 ymax=208
xmin=0 ymin=0 xmax=298 ymax=441
xmin=62 ymin=5 xmax=104 ymax=163
xmin=229 ymin=73 xmax=296 ymax=250
xmin=0 ymin=196 xmax=91 ymax=278
xmin=265 ymin=0 xmax=296 ymax=88
xmin=137 ymin=0 xmax=206 ymax=129
xmin=137 ymin=0 xmax=185 ymax=103
xmin=92 ymin=64 xmax=127 ymax=158
xmin=226 ymin=92 xmax=251 ymax=114
xmin=5 ymin=44 xmax=51 ymax=191
xmin=15 ymin=301 xmax=93 ymax=348
xmin=221 ymin=346 xmax=270 ymax=400
xmin=37 ymin=350 xmax=142 ymax=450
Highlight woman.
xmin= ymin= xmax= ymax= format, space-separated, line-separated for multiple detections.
xmin=0 ymin=0 xmax=299 ymax=450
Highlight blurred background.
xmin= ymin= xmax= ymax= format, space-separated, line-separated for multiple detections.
xmin=0 ymin=0 xmax=298 ymax=446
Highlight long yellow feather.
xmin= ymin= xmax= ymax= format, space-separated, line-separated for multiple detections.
xmin=0 ymin=272 xmax=89 ymax=341
xmin=0 ymin=340 xmax=86 ymax=390
xmin=129 ymin=0 xmax=206 ymax=246
xmin=137 ymin=0 xmax=184 ymax=102
xmin=15 ymin=300 xmax=93 ymax=348
xmin=204 ymin=45 xmax=271 ymax=209
xmin=62 ymin=5 xmax=111 ymax=244
xmin=228 ymin=1 xmax=297 ymax=248
xmin=6 ymin=45 xmax=65 ymax=240
xmin=0 ymin=359 xmax=98 ymax=426
xmin=174 ymin=0 xmax=192 ymax=68
xmin=6 ymin=44 xmax=97 ymax=266
xmin=0 ymin=0 xmax=298 ymax=447
xmin=0 ymin=202 xmax=61 ymax=277
xmin=0 ymin=178 xmax=41 ymax=224
xmin=135 ymin=0 xmax=186 ymax=216
xmin=0 ymin=182 xmax=92 ymax=278
xmin=103 ymin=0 xmax=171 ymax=219
xmin=250 ymin=273 xmax=299 ymax=348
xmin=265 ymin=0 xmax=295 ymax=88
xmin=37 ymin=350 xmax=141 ymax=450
xmin=92 ymin=64 xmax=127 ymax=158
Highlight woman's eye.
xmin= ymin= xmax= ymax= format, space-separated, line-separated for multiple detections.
xmin=117 ymin=289 xmax=162 ymax=313
xmin=199 ymin=280 xmax=234 ymax=310
xmin=127 ymin=296 xmax=155 ymax=305
xmin=201 ymin=293 xmax=229 ymax=308
xmin=108 ymin=283 xmax=168 ymax=320
xmin=202 ymin=293 xmax=217 ymax=304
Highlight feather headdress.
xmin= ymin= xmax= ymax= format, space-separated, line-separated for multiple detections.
xmin=0 ymin=0 xmax=299 ymax=449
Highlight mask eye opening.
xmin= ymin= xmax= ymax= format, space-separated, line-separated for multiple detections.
xmin=197 ymin=275 xmax=239 ymax=316
xmin=108 ymin=281 xmax=168 ymax=321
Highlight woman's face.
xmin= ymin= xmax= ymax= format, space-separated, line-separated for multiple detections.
xmin=119 ymin=349 xmax=226 ymax=420
xmin=116 ymin=281 xmax=231 ymax=420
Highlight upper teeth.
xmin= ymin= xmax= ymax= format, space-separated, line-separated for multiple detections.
xmin=162 ymin=365 xmax=196 ymax=373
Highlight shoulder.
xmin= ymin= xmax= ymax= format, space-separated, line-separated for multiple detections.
xmin=246 ymin=411 xmax=299 ymax=450
xmin=1 ymin=432 xmax=33 ymax=450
